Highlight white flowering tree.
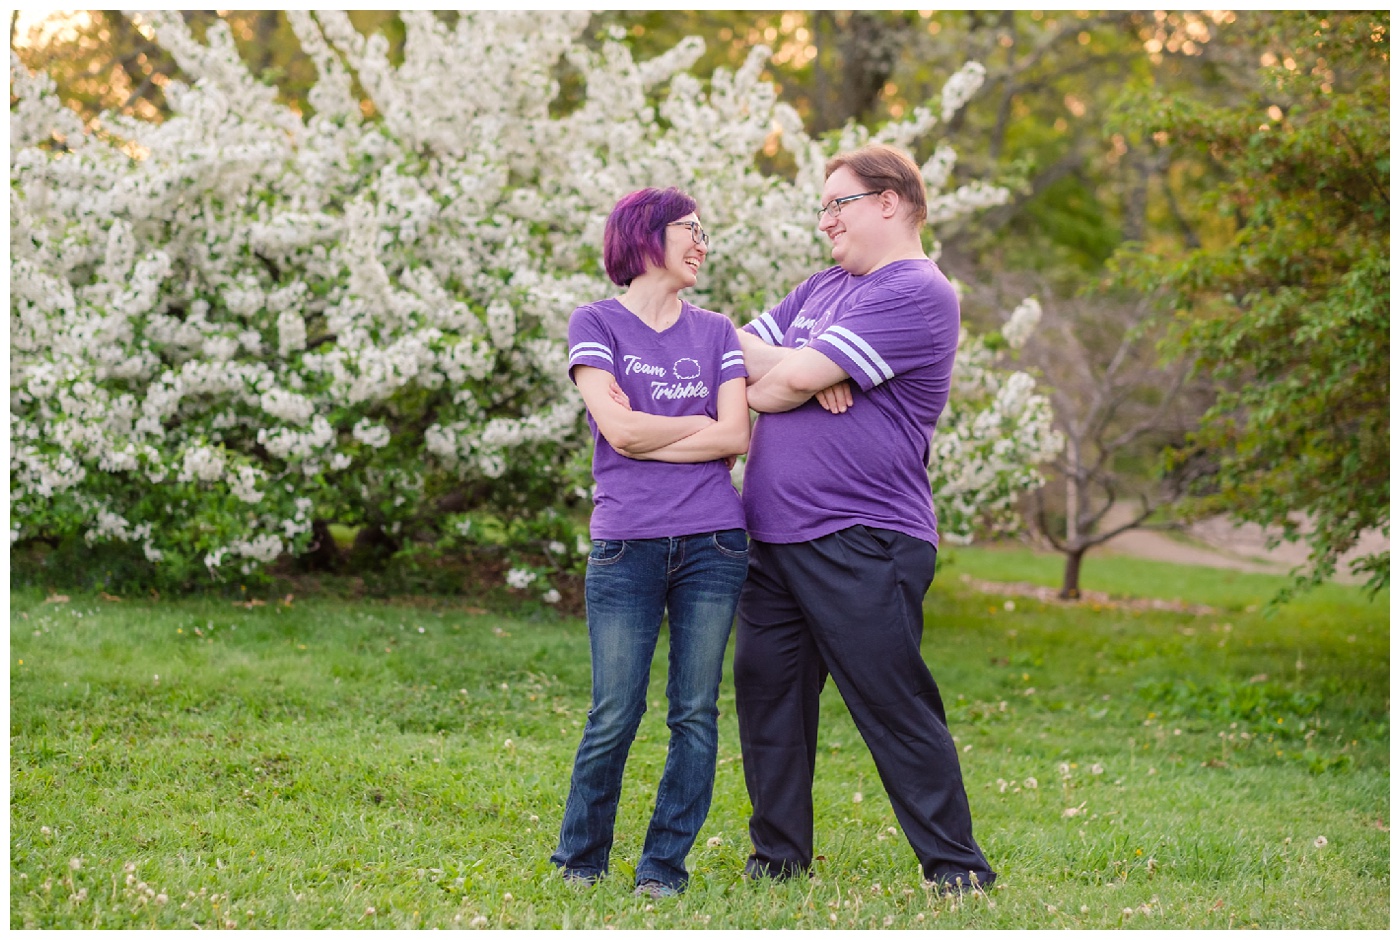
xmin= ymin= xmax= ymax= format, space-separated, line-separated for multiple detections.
xmin=10 ymin=11 xmax=1059 ymax=596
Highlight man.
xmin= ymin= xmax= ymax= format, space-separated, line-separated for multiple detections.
xmin=734 ymin=143 xmax=995 ymax=893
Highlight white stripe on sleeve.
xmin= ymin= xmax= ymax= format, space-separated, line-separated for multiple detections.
xmin=818 ymin=333 xmax=884 ymax=386
xmin=747 ymin=313 xmax=782 ymax=346
xmin=825 ymin=326 xmax=894 ymax=381
xmin=569 ymin=341 xmax=614 ymax=364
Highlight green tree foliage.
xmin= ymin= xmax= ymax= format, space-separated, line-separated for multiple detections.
xmin=597 ymin=11 xmax=1212 ymax=285
xmin=1109 ymin=12 xmax=1389 ymax=597
xmin=10 ymin=11 xmax=1214 ymax=288
xmin=9 ymin=10 xmax=400 ymax=122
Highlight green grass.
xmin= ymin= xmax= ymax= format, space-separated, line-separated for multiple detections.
xmin=10 ymin=547 xmax=1389 ymax=928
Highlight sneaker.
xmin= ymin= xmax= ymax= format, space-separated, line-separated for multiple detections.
xmin=633 ymin=879 xmax=679 ymax=899
xmin=561 ymin=870 xmax=599 ymax=888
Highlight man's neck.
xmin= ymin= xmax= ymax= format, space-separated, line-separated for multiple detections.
xmin=855 ymin=235 xmax=928 ymax=276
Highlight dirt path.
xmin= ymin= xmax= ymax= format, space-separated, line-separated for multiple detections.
xmin=1090 ymin=505 xmax=1387 ymax=584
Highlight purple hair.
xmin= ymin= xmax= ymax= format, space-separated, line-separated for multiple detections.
xmin=603 ymin=187 xmax=698 ymax=287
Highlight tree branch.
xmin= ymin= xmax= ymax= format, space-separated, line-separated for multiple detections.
xmin=1033 ymin=486 xmax=1068 ymax=553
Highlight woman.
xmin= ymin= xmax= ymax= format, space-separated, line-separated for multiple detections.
xmin=552 ymin=188 xmax=750 ymax=898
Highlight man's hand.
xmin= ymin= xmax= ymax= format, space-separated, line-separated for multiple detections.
xmin=814 ymin=380 xmax=854 ymax=414
xmin=746 ymin=345 xmax=852 ymax=414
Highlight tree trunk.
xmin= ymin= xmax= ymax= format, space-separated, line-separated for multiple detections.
xmin=1060 ymin=548 xmax=1085 ymax=599
xmin=1065 ymin=438 xmax=1081 ymax=545
xmin=350 ymin=523 xmax=401 ymax=568
xmin=298 ymin=518 xmax=342 ymax=572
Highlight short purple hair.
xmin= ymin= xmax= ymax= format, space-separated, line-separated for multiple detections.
xmin=603 ymin=187 xmax=698 ymax=287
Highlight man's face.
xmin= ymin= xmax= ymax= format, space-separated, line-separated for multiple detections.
xmin=818 ymin=166 xmax=881 ymax=274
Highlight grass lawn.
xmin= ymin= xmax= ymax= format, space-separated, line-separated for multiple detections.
xmin=9 ymin=547 xmax=1389 ymax=929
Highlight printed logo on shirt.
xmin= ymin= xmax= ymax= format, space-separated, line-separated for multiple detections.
xmin=791 ymin=314 xmax=817 ymax=332
xmin=619 ymin=353 xmax=711 ymax=401
xmin=651 ymin=380 xmax=709 ymax=401
xmin=622 ymin=355 xmax=667 ymax=377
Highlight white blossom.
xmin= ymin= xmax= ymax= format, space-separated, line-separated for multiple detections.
xmin=352 ymin=419 xmax=391 ymax=449
xmin=1002 ymin=298 xmax=1042 ymax=350
xmin=506 ymin=567 xmax=537 ymax=590
xmin=9 ymin=15 xmax=1057 ymax=582
xmin=941 ymin=62 xmax=987 ymax=122
xmin=227 ymin=464 xmax=266 ymax=504
xmin=178 ymin=446 xmax=226 ymax=483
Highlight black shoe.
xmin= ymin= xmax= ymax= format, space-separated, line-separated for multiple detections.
xmin=742 ymin=857 xmax=809 ymax=882
xmin=924 ymin=870 xmax=995 ymax=896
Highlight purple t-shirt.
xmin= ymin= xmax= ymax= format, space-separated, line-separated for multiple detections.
xmin=741 ymin=259 xmax=960 ymax=547
xmin=568 ymin=298 xmax=748 ymax=540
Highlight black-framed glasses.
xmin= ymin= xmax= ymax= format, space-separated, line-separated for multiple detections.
xmin=817 ymin=190 xmax=882 ymax=220
xmin=667 ymin=220 xmax=709 ymax=246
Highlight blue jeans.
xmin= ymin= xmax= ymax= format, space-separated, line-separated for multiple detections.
xmin=552 ymin=529 xmax=749 ymax=892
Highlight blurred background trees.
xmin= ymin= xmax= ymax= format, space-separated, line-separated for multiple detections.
xmin=1108 ymin=11 xmax=1390 ymax=597
xmin=11 ymin=9 xmax=1388 ymax=599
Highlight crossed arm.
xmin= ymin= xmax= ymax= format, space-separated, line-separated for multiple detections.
xmin=573 ymin=365 xmax=750 ymax=463
xmin=738 ymin=330 xmax=856 ymax=415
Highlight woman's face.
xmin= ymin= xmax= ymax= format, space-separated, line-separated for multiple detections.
xmin=657 ymin=212 xmax=708 ymax=288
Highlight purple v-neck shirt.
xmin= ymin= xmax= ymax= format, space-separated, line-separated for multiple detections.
xmin=741 ymin=259 xmax=960 ymax=547
xmin=568 ymin=298 xmax=748 ymax=540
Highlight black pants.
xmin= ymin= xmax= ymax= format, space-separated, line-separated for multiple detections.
xmin=733 ymin=526 xmax=995 ymax=887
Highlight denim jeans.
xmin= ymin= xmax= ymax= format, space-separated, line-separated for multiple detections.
xmin=552 ymin=529 xmax=749 ymax=892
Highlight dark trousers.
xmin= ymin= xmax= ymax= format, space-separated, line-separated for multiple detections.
xmin=732 ymin=526 xmax=995 ymax=887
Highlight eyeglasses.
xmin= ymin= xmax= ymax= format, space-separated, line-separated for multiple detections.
xmin=667 ymin=220 xmax=709 ymax=246
xmin=817 ymin=190 xmax=882 ymax=220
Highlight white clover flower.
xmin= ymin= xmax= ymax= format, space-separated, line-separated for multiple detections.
xmin=541 ymin=589 xmax=561 ymax=604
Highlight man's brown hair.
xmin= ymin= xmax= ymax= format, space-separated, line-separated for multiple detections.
xmin=825 ymin=144 xmax=927 ymax=227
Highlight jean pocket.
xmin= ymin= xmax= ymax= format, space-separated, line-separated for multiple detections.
xmin=588 ymin=539 xmax=627 ymax=566
xmin=711 ymin=528 xmax=750 ymax=559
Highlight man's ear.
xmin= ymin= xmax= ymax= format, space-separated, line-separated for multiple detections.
xmin=879 ymin=190 xmax=900 ymax=219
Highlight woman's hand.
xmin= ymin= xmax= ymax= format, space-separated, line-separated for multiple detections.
xmin=814 ymin=380 xmax=854 ymax=414
xmin=609 ymin=380 xmax=631 ymax=410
